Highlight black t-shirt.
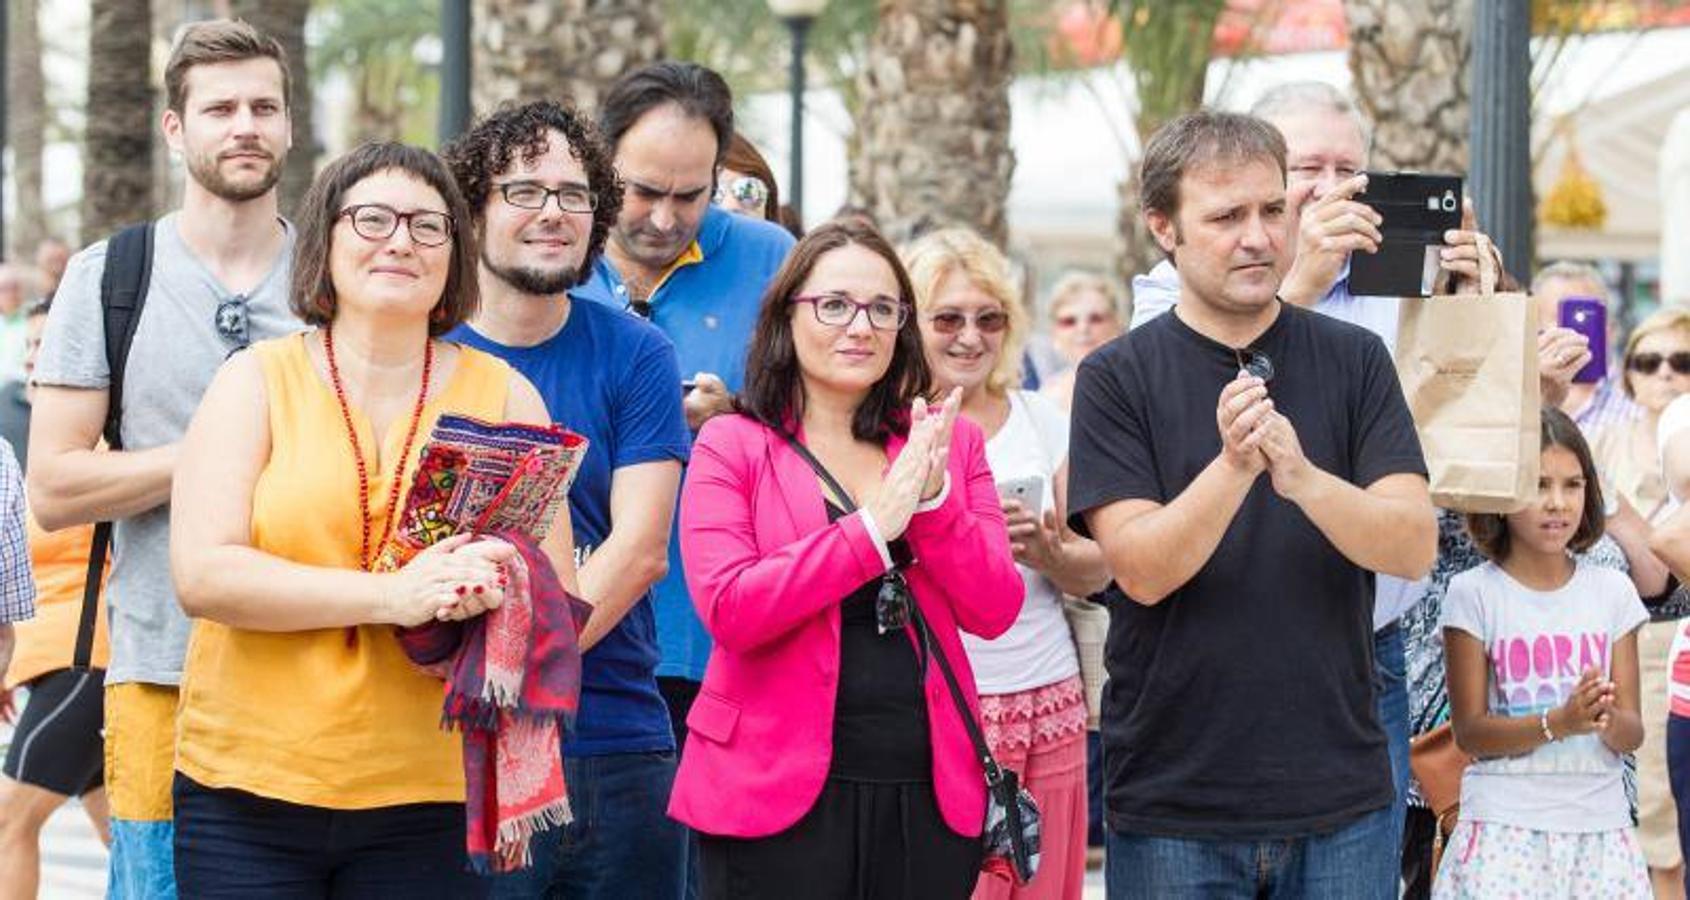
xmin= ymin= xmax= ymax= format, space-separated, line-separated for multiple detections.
xmin=1067 ymin=302 xmax=1427 ymax=839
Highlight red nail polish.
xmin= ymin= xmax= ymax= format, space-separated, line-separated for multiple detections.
xmin=455 ymin=585 xmax=467 ymax=596
xmin=474 ymin=585 xmax=484 ymax=594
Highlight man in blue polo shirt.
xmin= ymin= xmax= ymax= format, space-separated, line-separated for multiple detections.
xmin=576 ymin=61 xmax=795 ymax=753
xmin=444 ymin=100 xmax=692 ymax=898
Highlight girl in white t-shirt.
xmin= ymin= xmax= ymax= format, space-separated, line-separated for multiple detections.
xmin=904 ymin=228 xmax=1113 ymax=899
xmin=1436 ymin=407 xmax=1650 ymax=898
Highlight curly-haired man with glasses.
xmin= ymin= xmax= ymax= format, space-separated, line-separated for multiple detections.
xmin=443 ymin=99 xmax=693 ymax=900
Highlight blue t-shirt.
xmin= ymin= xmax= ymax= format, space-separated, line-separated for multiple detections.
xmin=578 ymin=206 xmax=795 ymax=681
xmin=448 ymin=298 xmax=691 ymax=756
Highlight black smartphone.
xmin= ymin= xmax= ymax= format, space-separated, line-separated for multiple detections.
xmin=1349 ymin=171 xmax=1464 ymax=298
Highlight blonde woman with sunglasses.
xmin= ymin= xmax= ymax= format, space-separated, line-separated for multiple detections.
xmin=906 ymin=228 xmax=1111 ymax=900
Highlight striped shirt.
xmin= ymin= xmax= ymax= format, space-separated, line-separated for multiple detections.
xmin=0 ymin=436 xmax=34 ymax=622
xmin=1572 ymin=375 xmax=1639 ymax=435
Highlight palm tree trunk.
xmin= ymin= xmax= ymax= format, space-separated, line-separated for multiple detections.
xmin=9 ymin=0 xmax=46 ymax=258
xmin=1110 ymin=0 xmax=1229 ymax=286
xmin=852 ymin=0 xmax=1015 ymax=247
xmin=82 ymin=0 xmax=154 ymax=245
xmin=471 ymin=0 xmax=665 ymax=115
xmin=231 ymin=0 xmax=313 ymax=217
xmin=1345 ymin=0 xmax=1473 ymax=173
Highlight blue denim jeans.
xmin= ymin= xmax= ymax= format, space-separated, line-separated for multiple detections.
xmin=487 ymin=751 xmax=687 ymax=900
xmin=1374 ymin=621 xmax=1410 ymax=858
xmin=1105 ymin=803 xmax=1397 ymax=899
xmin=110 ymin=819 xmax=177 ymax=900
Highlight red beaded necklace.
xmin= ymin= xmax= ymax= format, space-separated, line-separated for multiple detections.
xmin=324 ymin=325 xmax=434 ymax=571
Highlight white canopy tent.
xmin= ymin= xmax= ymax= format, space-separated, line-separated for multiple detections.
xmin=1661 ymin=108 xmax=1690 ymax=303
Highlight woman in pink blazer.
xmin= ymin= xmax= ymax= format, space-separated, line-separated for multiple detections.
xmin=671 ymin=219 xmax=1024 ymax=899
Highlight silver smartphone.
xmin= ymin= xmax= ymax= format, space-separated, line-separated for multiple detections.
xmin=997 ymin=474 xmax=1046 ymax=518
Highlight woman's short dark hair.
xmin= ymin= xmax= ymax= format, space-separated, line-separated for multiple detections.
xmin=599 ymin=62 xmax=734 ymax=166
xmin=739 ymin=219 xmax=932 ymax=443
xmin=1466 ymin=406 xmax=1606 ymax=561
xmin=440 ymin=100 xmax=622 ymax=287
xmin=290 ymin=142 xmax=478 ymax=337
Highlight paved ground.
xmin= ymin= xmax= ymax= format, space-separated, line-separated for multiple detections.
xmin=39 ymin=802 xmax=105 ymax=898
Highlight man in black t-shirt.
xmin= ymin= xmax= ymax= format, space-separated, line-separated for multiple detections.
xmin=1068 ymin=110 xmax=1436 ymax=898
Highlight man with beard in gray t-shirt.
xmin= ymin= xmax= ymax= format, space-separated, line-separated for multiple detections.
xmin=26 ymin=20 xmax=301 ymax=898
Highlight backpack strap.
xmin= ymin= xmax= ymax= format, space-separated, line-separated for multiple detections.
xmin=73 ymin=222 xmax=154 ymax=672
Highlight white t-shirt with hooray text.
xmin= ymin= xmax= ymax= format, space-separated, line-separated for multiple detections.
xmin=1441 ymin=559 xmax=1648 ymax=832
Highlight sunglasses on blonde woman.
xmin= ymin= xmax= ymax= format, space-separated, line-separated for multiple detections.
xmin=1629 ymin=351 xmax=1690 ymax=376
xmin=929 ymin=310 xmax=1009 ymax=335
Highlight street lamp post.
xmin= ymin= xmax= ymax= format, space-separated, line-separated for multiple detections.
xmin=767 ymin=0 xmax=828 ymax=224
xmin=439 ymin=0 xmax=472 ymax=146
xmin=1471 ymin=0 xmax=1533 ymax=281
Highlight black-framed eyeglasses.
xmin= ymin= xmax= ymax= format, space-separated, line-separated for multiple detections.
xmin=496 ymin=181 xmax=598 ymax=214
xmin=337 ymin=204 xmax=454 ymax=247
xmin=1234 ymin=346 xmax=1274 ymax=382
xmin=216 ymin=295 xmax=250 ymax=348
xmin=791 ymin=293 xmax=909 ymax=331
xmin=1629 ymin=351 xmax=1690 ymax=376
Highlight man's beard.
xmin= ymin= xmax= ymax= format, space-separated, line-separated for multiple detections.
xmin=187 ymin=145 xmax=284 ymax=203
xmin=482 ymin=246 xmax=581 ymax=296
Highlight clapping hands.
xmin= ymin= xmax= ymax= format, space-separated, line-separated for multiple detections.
xmin=1551 ymin=667 xmax=1617 ymax=738
xmin=864 ymin=387 xmax=961 ymax=542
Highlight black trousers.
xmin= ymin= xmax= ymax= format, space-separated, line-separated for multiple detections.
xmin=699 ymin=778 xmax=982 ymax=900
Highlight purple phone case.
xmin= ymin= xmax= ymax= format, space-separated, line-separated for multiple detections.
xmin=1558 ymin=298 xmax=1606 ymax=384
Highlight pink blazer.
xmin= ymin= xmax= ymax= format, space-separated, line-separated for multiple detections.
xmin=668 ymin=412 xmax=1024 ymax=838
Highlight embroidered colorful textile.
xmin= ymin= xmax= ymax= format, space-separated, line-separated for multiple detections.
xmin=377 ymin=415 xmax=591 ymax=872
xmin=376 ymin=414 xmax=588 ymax=572
xmin=396 ymin=533 xmax=590 ymax=873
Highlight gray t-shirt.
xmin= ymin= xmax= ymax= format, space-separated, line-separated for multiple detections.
xmin=33 ymin=212 xmax=300 ymax=686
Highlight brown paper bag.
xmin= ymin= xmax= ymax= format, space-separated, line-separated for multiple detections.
xmin=1394 ymin=235 xmax=1540 ymax=514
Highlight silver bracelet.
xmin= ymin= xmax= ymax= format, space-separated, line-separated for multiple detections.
xmin=1540 ymin=708 xmax=1557 ymax=743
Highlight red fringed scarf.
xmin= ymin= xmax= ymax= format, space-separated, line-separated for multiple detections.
xmin=395 ymin=533 xmax=590 ymax=873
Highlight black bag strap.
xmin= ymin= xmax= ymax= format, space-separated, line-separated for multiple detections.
xmin=773 ymin=427 xmax=1005 ymax=786
xmin=776 ymin=428 xmax=858 ymax=514
xmin=74 ymin=222 xmax=154 ymax=671
xmin=100 ymin=222 xmax=154 ymax=450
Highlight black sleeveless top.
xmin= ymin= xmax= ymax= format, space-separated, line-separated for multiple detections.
xmin=825 ymin=500 xmax=932 ymax=782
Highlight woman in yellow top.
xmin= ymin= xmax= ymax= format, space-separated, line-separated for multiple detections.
xmin=169 ymin=142 xmax=577 ymax=897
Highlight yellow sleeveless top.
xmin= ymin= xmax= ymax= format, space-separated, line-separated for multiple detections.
xmin=175 ymin=333 xmax=513 ymax=809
